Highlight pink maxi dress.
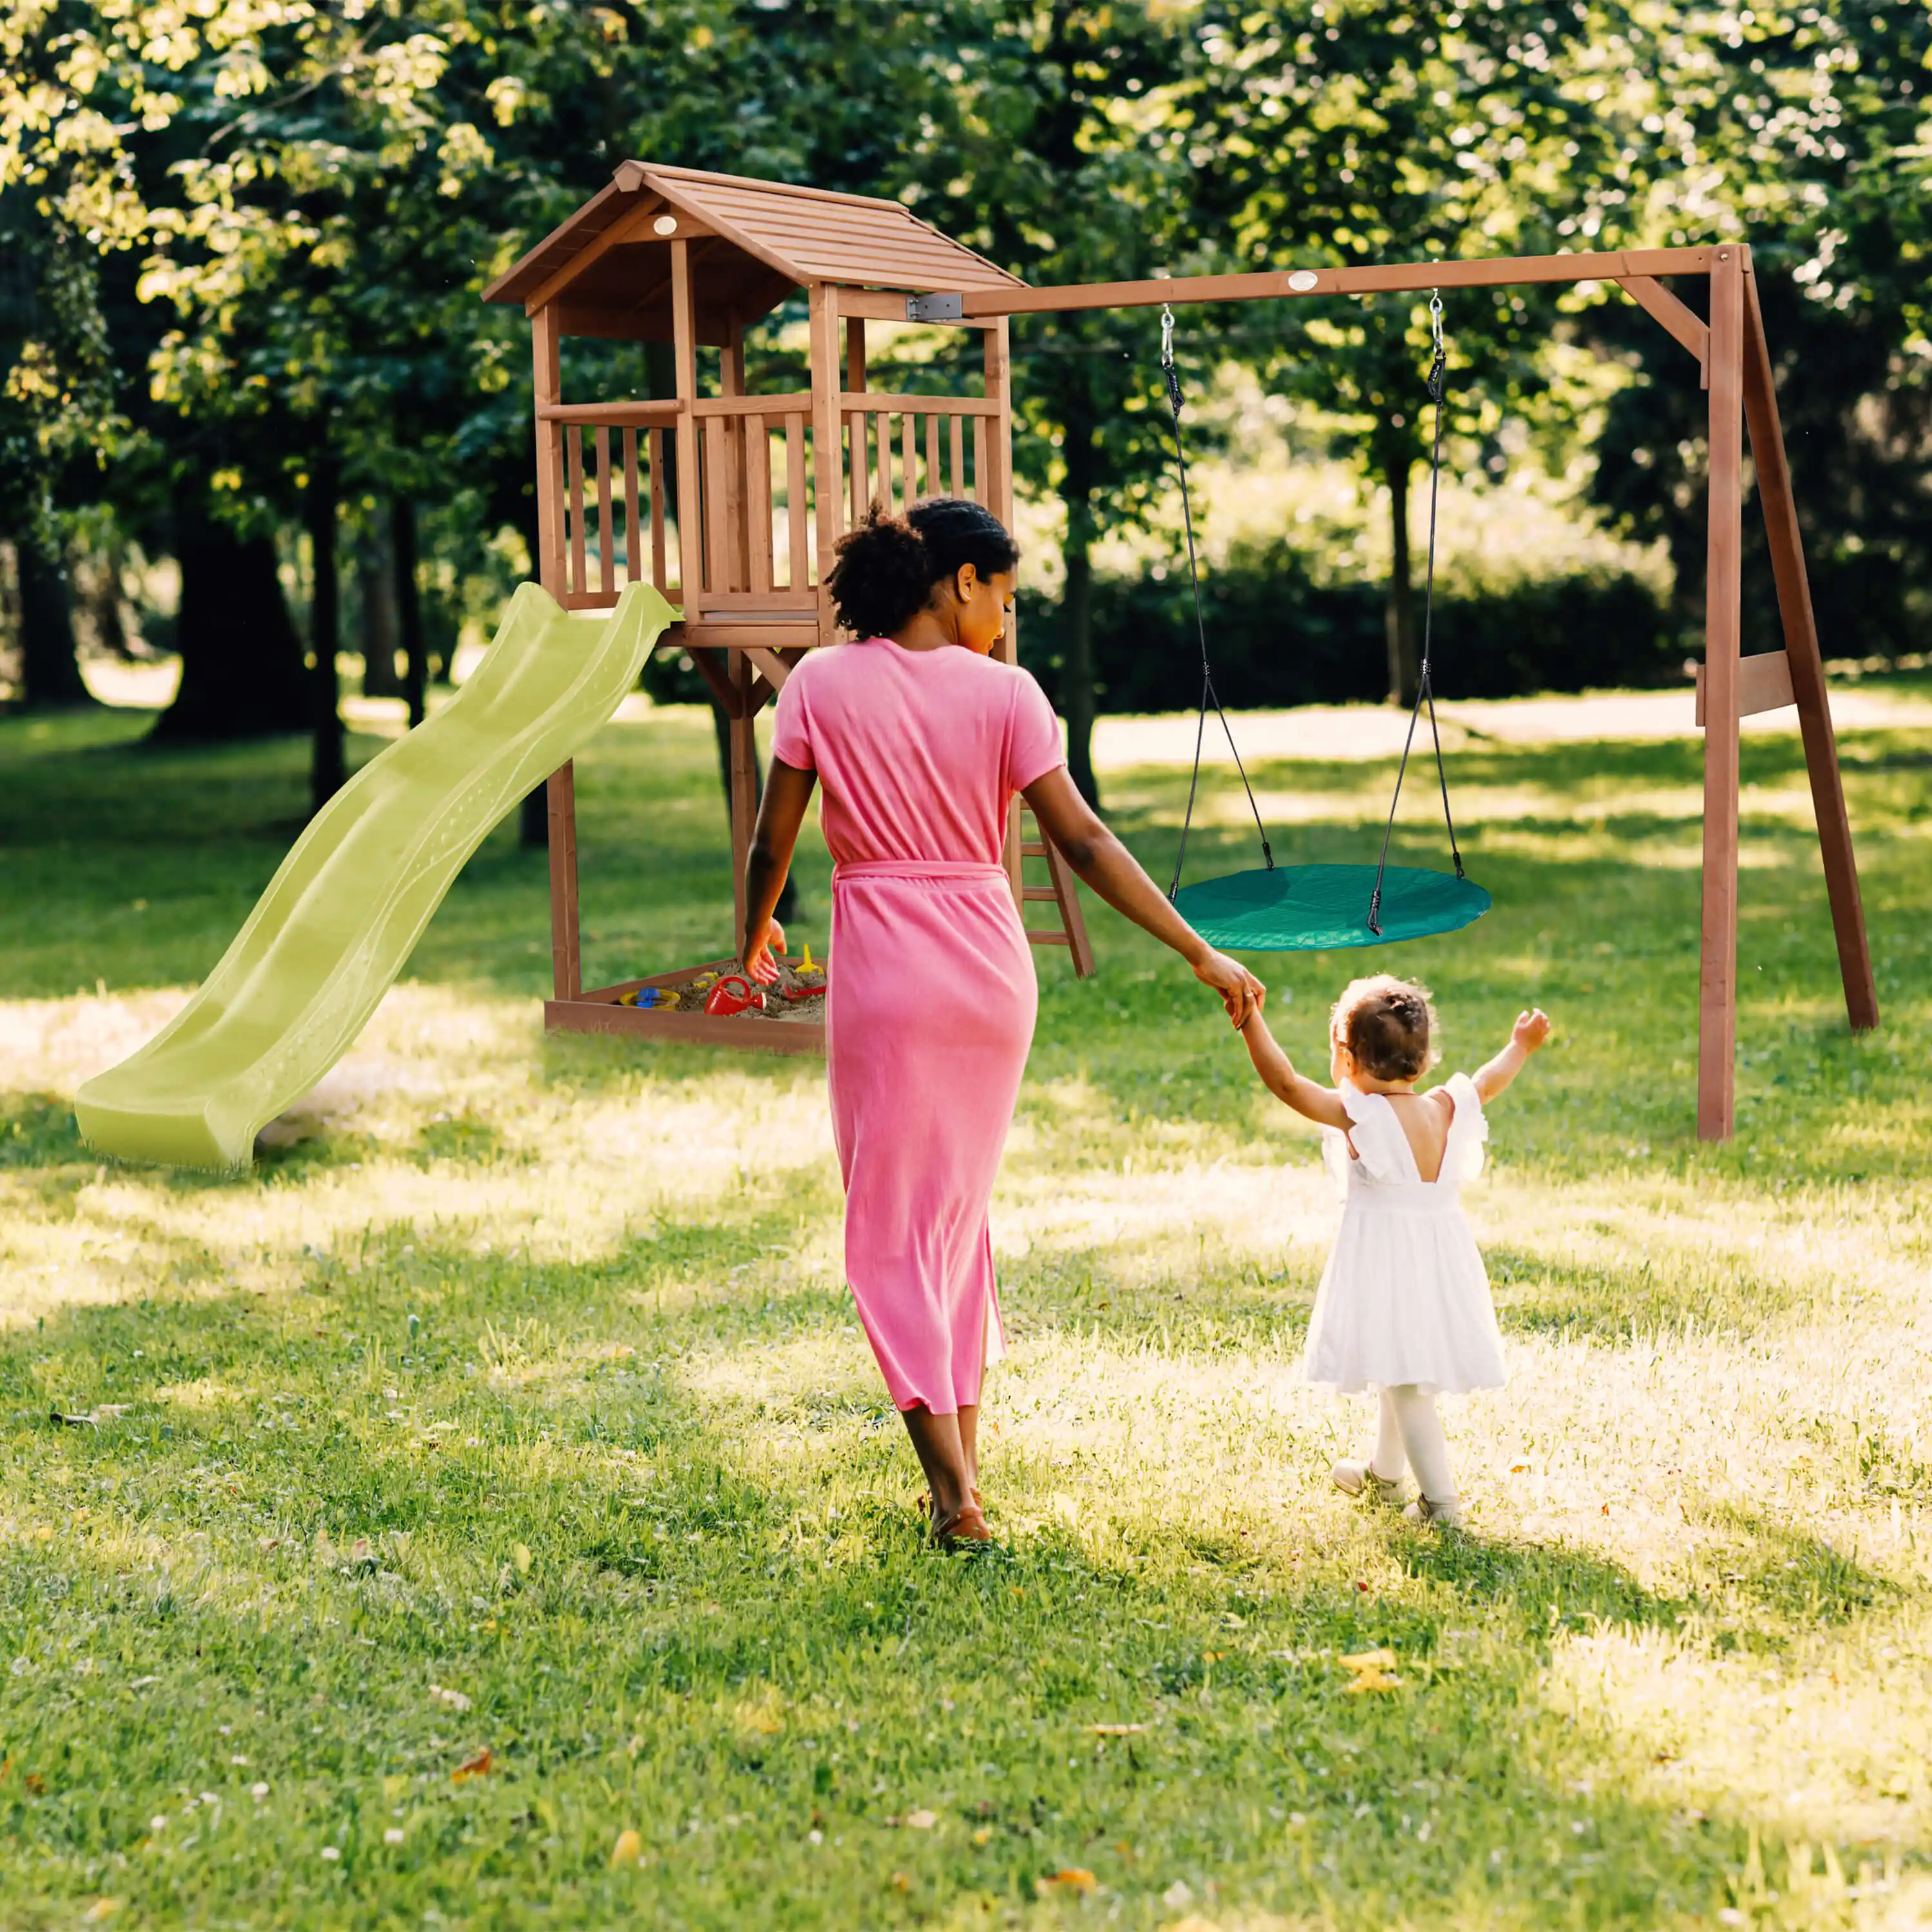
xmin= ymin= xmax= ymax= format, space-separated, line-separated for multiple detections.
xmin=770 ymin=637 xmax=1065 ymax=1415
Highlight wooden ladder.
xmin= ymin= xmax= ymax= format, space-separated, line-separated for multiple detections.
xmin=1012 ymin=803 xmax=1095 ymax=977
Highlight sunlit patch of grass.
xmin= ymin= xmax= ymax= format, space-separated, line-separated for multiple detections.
xmin=1 ymin=696 xmax=1930 ymax=1926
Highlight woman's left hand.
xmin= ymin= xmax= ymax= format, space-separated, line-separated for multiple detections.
xmin=743 ymin=916 xmax=786 ymax=985
xmin=1193 ymin=948 xmax=1265 ymax=1028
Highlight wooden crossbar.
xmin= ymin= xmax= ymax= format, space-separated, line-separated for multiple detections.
xmin=947 ymin=246 xmax=1719 ymax=317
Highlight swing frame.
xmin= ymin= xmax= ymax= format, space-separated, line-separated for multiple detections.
xmin=942 ymin=242 xmax=1875 ymax=1143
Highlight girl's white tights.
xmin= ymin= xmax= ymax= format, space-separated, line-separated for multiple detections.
xmin=1370 ymin=1385 xmax=1457 ymax=1504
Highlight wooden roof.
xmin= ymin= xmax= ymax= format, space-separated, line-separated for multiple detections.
xmin=481 ymin=163 xmax=1023 ymax=342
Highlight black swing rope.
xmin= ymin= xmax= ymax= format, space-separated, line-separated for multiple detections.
xmin=1160 ymin=303 xmax=1274 ymax=902
xmin=1367 ymin=291 xmax=1465 ymax=935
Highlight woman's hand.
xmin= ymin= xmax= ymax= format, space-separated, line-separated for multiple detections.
xmin=1193 ymin=947 xmax=1265 ymax=1028
xmin=743 ymin=915 xmax=786 ymax=985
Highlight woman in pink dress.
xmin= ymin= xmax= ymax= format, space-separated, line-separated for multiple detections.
xmin=743 ymin=499 xmax=1263 ymax=1545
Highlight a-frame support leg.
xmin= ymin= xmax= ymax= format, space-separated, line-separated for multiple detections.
xmin=1698 ymin=249 xmax=1747 ymax=1141
xmin=1740 ymin=273 xmax=1879 ymax=1035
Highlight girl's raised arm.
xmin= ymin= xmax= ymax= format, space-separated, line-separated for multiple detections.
xmin=1239 ymin=1011 xmax=1351 ymax=1129
xmin=1472 ymin=1008 xmax=1551 ymax=1103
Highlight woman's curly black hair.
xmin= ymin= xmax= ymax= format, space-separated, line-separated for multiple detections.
xmin=825 ymin=497 xmax=1019 ymax=639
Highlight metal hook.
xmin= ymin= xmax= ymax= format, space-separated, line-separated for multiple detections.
xmin=1160 ymin=303 xmax=1175 ymax=368
xmin=1430 ymin=290 xmax=1444 ymax=352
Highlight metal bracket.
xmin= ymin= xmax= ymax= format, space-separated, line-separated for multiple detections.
xmin=905 ymin=291 xmax=965 ymax=323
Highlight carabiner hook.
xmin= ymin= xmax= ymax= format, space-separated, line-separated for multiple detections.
xmin=1429 ymin=290 xmax=1444 ymax=352
xmin=1160 ymin=303 xmax=1176 ymax=368
xmin=1426 ymin=290 xmax=1447 ymax=403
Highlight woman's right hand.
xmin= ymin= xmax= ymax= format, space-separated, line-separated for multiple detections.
xmin=742 ymin=915 xmax=786 ymax=985
xmin=1193 ymin=947 xmax=1265 ymax=1028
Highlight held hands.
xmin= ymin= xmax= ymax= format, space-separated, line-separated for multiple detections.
xmin=1512 ymin=1007 xmax=1552 ymax=1053
xmin=742 ymin=916 xmax=787 ymax=986
xmin=1193 ymin=948 xmax=1265 ymax=1028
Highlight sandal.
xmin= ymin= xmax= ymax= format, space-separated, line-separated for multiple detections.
xmin=931 ymin=1499 xmax=992 ymax=1548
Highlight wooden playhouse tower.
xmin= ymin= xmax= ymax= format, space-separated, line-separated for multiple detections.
xmin=482 ymin=162 xmax=1095 ymax=1056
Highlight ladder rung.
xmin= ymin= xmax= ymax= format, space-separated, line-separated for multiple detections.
xmin=1020 ymin=842 xmax=1047 ymax=857
xmin=1022 ymin=886 xmax=1058 ymax=901
xmin=1026 ymin=929 xmax=1072 ymax=946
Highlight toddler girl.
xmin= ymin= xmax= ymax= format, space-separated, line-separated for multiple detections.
xmin=1238 ymin=976 xmax=1549 ymax=1527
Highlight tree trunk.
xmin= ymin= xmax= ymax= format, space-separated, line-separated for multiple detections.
xmin=1383 ymin=446 xmax=1418 ymax=707
xmin=307 ymin=450 xmax=345 ymax=814
xmin=1059 ymin=413 xmax=1101 ymax=808
xmin=395 ymin=497 xmax=426 ymax=728
xmin=357 ymin=518 xmax=403 ymax=697
xmin=15 ymin=536 xmax=95 ymax=708
xmin=153 ymin=512 xmax=308 ymax=741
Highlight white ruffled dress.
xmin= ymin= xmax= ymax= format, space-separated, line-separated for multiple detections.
xmin=1302 ymin=1074 xmax=1507 ymax=1396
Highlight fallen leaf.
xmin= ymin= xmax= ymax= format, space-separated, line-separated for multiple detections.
xmin=511 ymin=1543 xmax=533 ymax=1575
xmin=1339 ymin=1648 xmax=1402 ymax=1694
xmin=1086 ymin=1723 xmax=1146 ymax=1736
xmin=451 ymin=1748 xmax=492 ymax=1783
xmin=1038 ymin=1868 xmax=1097 ymax=1894
xmin=609 ymin=1827 xmax=642 ymax=1868
xmin=889 ymin=1871 xmax=910 ymax=1891
xmin=904 ymin=1808 xmax=938 ymax=1829
xmin=1338 ymin=1649 xmax=1397 ymax=1672
xmin=82 ymin=1901 xmax=122 ymax=1923
xmin=24 ymin=1774 xmax=45 ymax=1794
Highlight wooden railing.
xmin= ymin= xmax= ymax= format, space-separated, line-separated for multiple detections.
xmin=547 ymin=401 xmax=679 ymax=611
xmin=840 ymin=393 xmax=999 ymax=523
xmin=544 ymin=388 xmax=1002 ymax=621
xmin=693 ymin=395 xmax=818 ymax=608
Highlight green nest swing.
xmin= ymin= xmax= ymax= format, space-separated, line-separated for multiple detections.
xmin=1156 ymin=296 xmax=1490 ymax=954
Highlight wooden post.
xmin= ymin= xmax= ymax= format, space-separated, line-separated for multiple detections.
xmin=985 ymin=317 xmax=1024 ymax=900
xmin=1741 ymin=272 xmax=1878 ymax=1032
xmin=670 ymin=239 xmax=703 ymax=601
xmin=532 ymin=302 xmax=580 ymax=1001
xmin=808 ymin=284 xmax=843 ymax=638
xmin=730 ymin=652 xmax=757 ymax=943
xmin=532 ymin=305 xmax=567 ymax=595
xmin=723 ymin=316 xmax=752 ymax=591
xmin=1698 ymin=248 xmax=1747 ymax=1141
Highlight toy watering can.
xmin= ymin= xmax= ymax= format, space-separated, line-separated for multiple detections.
xmin=703 ymin=974 xmax=765 ymax=1018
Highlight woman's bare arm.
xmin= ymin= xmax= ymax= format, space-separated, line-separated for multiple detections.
xmin=1238 ymin=1010 xmax=1352 ymax=1129
xmin=741 ymin=756 xmax=818 ymax=981
xmin=1021 ymin=766 xmax=1264 ymax=1027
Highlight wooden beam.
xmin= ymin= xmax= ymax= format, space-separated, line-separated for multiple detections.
xmin=1622 ymin=275 xmax=1709 ymax=383
xmin=808 ymin=283 xmax=842 ymax=638
xmin=730 ymin=654 xmax=757 ymax=943
xmin=837 ymin=287 xmax=1005 ymax=325
xmin=1741 ymin=270 xmax=1878 ymax=1033
xmin=537 ymin=399 xmax=681 ymax=426
xmin=524 ymin=196 xmax=690 ymax=317
xmin=1694 ymin=648 xmax=1794 ymax=726
xmin=741 ymin=644 xmax=793 ymax=689
xmin=953 ymin=246 xmax=1720 ymax=317
xmin=669 ymin=238 xmax=703 ymax=603
xmin=1698 ymin=246 xmax=1747 ymax=1142
xmin=531 ymin=305 xmax=567 ymax=597
xmin=688 ymin=645 xmax=741 ymax=717
xmin=546 ymin=761 xmax=580 ymax=1002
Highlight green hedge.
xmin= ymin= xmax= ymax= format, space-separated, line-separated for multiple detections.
xmin=1016 ymin=540 xmax=1680 ymax=712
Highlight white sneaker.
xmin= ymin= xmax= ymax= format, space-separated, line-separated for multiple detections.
xmin=1331 ymin=1458 xmax=1410 ymax=1506
xmin=1403 ymin=1494 xmax=1466 ymax=1528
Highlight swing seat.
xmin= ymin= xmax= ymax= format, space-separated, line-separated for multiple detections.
xmin=1173 ymin=862 xmax=1490 ymax=953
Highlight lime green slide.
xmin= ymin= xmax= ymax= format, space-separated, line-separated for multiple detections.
xmin=75 ymin=580 xmax=676 ymax=1171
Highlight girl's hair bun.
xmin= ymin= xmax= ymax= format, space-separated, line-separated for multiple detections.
xmin=1331 ymin=974 xmax=1440 ymax=1082
xmin=826 ymin=497 xmax=1020 ymax=639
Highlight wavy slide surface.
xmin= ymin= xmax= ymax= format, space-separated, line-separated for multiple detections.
xmin=77 ymin=581 xmax=675 ymax=1171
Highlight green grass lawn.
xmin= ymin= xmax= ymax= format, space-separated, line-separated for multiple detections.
xmin=1 ymin=692 xmax=1929 ymax=1930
